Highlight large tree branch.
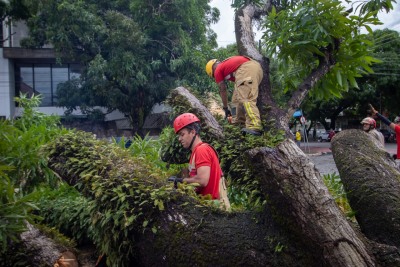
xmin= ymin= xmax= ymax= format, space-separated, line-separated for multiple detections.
xmin=286 ymin=48 xmax=337 ymax=120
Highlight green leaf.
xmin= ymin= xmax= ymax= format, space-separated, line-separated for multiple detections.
xmin=336 ymin=70 xmax=342 ymax=87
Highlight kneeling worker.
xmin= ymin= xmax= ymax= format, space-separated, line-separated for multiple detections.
xmin=173 ymin=113 xmax=230 ymax=210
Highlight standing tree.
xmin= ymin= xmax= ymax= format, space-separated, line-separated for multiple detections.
xmin=21 ymin=0 xmax=220 ymax=131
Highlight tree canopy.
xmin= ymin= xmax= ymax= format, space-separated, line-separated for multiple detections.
xmin=298 ymin=28 xmax=400 ymax=130
xmin=20 ymin=0 xmax=220 ymax=130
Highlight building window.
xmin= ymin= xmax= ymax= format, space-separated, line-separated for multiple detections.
xmin=15 ymin=63 xmax=81 ymax=107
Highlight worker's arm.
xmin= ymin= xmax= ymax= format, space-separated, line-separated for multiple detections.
xmin=183 ymin=166 xmax=210 ymax=187
xmin=218 ymin=81 xmax=229 ymax=109
xmin=369 ymin=104 xmax=396 ymax=131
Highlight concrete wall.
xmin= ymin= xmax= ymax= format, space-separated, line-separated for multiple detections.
xmin=0 ymin=49 xmax=15 ymax=118
xmin=3 ymin=20 xmax=52 ymax=49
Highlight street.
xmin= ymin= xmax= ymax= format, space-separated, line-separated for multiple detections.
xmin=303 ymin=141 xmax=397 ymax=176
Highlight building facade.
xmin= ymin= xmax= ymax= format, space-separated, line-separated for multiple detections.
xmin=1 ymin=20 xmax=89 ymax=118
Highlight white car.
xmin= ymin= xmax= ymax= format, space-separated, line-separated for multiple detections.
xmin=317 ymin=132 xmax=330 ymax=142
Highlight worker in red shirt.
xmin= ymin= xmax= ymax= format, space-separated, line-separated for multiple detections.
xmin=205 ymin=56 xmax=263 ymax=136
xmin=173 ymin=113 xmax=223 ymax=199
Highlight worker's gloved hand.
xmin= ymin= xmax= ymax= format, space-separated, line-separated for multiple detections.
xmin=223 ymin=107 xmax=232 ymax=120
xmin=168 ymin=176 xmax=184 ymax=183
xmin=168 ymin=176 xmax=184 ymax=189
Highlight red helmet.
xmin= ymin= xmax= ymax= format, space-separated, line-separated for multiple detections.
xmin=173 ymin=113 xmax=200 ymax=133
xmin=361 ymin=117 xmax=376 ymax=128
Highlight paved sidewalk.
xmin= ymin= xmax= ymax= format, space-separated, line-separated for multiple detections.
xmin=301 ymin=143 xmax=397 ymax=157
xmin=302 ymin=146 xmax=332 ymax=156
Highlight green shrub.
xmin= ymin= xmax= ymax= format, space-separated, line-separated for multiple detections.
xmin=0 ymin=165 xmax=41 ymax=253
xmin=0 ymin=94 xmax=67 ymax=192
xmin=0 ymin=94 xmax=68 ymax=259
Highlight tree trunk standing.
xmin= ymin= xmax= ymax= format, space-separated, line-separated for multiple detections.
xmin=332 ymin=129 xmax=400 ymax=248
xmin=247 ymin=139 xmax=376 ymax=266
xmin=234 ymin=4 xmax=287 ymax=135
xmin=234 ymin=3 xmax=338 ymax=137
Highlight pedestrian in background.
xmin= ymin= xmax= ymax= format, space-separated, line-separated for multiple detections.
xmin=328 ymin=129 xmax=336 ymax=141
xmin=295 ymin=130 xmax=301 ymax=147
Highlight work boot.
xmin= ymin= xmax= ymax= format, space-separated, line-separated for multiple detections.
xmin=241 ymin=128 xmax=262 ymax=136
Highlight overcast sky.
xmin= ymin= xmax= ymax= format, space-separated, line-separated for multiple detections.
xmin=210 ymin=0 xmax=400 ymax=47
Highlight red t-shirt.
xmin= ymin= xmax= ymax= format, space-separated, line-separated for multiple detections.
xmin=214 ymin=56 xmax=250 ymax=84
xmin=189 ymin=143 xmax=222 ymax=199
xmin=395 ymin=125 xmax=400 ymax=159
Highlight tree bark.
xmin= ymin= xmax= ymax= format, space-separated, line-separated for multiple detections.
xmin=169 ymin=87 xmax=224 ymax=140
xmin=332 ymin=129 xmax=400 ymax=247
xmin=17 ymin=223 xmax=79 ymax=267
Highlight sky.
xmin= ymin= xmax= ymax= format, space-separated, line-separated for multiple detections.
xmin=210 ymin=0 xmax=400 ymax=47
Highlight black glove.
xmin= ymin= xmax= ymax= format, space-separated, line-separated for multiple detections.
xmin=223 ymin=107 xmax=232 ymax=119
xmin=167 ymin=176 xmax=184 ymax=183
xmin=168 ymin=176 xmax=184 ymax=188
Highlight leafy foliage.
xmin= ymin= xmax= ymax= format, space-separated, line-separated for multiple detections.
xmin=0 ymin=94 xmax=71 ymax=262
xmin=36 ymin=184 xmax=92 ymax=246
xmin=22 ymin=0 xmax=220 ymax=130
xmin=322 ymin=173 xmax=354 ymax=219
xmin=0 ymin=0 xmax=33 ymax=22
xmin=213 ymin=124 xmax=285 ymax=209
xmin=364 ymin=29 xmax=400 ymax=115
xmin=264 ymin=0 xmax=382 ymax=99
xmin=0 ymin=94 xmax=66 ymax=192
xmin=300 ymin=28 xmax=400 ymax=129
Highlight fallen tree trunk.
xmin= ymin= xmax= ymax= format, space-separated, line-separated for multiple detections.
xmin=10 ymin=223 xmax=79 ymax=267
xmin=332 ymin=129 xmax=400 ymax=248
xmin=46 ymin=131 xmax=316 ymax=266
xmin=247 ymin=140 xmax=375 ymax=267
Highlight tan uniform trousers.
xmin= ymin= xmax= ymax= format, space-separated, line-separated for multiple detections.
xmin=231 ymin=60 xmax=263 ymax=131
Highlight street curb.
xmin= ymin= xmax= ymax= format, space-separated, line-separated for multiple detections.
xmin=305 ymin=151 xmax=332 ymax=157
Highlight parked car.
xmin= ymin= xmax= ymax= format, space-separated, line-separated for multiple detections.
xmin=317 ymin=129 xmax=339 ymax=142
xmin=317 ymin=132 xmax=330 ymax=142
xmin=379 ymin=129 xmax=396 ymax=143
